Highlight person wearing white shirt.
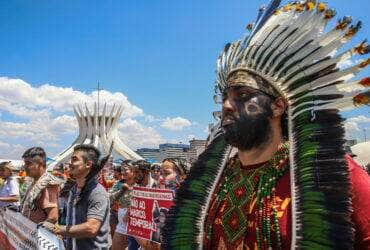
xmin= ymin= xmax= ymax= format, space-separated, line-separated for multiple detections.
xmin=0 ymin=161 xmax=20 ymax=209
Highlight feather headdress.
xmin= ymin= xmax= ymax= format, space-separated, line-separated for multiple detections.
xmin=163 ymin=1 xmax=369 ymax=249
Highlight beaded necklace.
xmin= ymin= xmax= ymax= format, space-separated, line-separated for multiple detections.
xmin=254 ymin=143 xmax=289 ymax=250
xmin=206 ymin=142 xmax=289 ymax=250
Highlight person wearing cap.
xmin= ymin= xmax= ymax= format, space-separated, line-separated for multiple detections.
xmin=0 ymin=161 xmax=20 ymax=209
xmin=133 ymin=160 xmax=158 ymax=189
xmin=150 ymin=163 xmax=161 ymax=182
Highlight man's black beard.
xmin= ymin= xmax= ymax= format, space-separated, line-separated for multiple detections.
xmin=222 ymin=106 xmax=273 ymax=151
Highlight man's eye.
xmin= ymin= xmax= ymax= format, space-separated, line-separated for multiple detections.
xmin=240 ymin=93 xmax=249 ymax=99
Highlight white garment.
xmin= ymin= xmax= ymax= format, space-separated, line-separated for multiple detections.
xmin=115 ymin=208 xmax=128 ymax=234
xmin=0 ymin=176 xmax=20 ymax=208
xmin=147 ymin=176 xmax=157 ymax=188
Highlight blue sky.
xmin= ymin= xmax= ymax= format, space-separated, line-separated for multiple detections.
xmin=0 ymin=0 xmax=369 ymax=158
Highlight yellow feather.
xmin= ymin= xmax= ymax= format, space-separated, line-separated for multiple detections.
xmin=317 ymin=2 xmax=326 ymax=13
xmin=306 ymin=2 xmax=315 ymax=11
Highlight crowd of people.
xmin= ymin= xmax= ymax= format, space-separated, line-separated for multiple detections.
xmin=0 ymin=145 xmax=189 ymax=249
xmin=1 ymin=1 xmax=370 ymax=249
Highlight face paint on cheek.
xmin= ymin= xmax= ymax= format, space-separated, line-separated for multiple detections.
xmin=246 ymin=103 xmax=258 ymax=113
xmin=244 ymin=96 xmax=263 ymax=115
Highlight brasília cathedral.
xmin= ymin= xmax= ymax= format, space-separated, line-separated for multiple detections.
xmin=48 ymin=102 xmax=143 ymax=169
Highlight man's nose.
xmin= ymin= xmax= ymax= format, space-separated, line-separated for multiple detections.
xmin=222 ymin=98 xmax=235 ymax=112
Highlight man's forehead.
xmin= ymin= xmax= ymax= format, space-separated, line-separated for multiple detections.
xmin=227 ymin=70 xmax=259 ymax=89
xmin=162 ymin=161 xmax=174 ymax=167
xmin=72 ymin=150 xmax=83 ymax=158
xmin=23 ymin=157 xmax=34 ymax=163
xmin=225 ymin=70 xmax=280 ymax=98
xmin=225 ymin=85 xmax=260 ymax=93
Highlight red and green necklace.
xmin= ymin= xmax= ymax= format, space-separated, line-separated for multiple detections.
xmin=254 ymin=143 xmax=289 ymax=250
xmin=206 ymin=142 xmax=289 ymax=250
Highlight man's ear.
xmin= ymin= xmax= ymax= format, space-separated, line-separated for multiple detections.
xmin=271 ymin=97 xmax=287 ymax=117
xmin=86 ymin=160 xmax=93 ymax=170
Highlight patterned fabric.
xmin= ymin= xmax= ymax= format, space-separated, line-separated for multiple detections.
xmin=109 ymin=180 xmax=124 ymax=211
xmin=19 ymin=178 xmax=32 ymax=201
xmin=204 ymin=144 xmax=290 ymax=249
xmin=203 ymin=155 xmax=370 ymax=250
xmin=21 ymin=185 xmax=60 ymax=223
xmin=120 ymin=188 xmax=134 ymax=208
xmin=20 ymin=172 xmax=64 ymax=212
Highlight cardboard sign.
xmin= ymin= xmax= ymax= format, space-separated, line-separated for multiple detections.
xmin=127 ymin=186 xmax=174 ymax=242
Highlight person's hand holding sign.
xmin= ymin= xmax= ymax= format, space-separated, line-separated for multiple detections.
xmin=122 ymin=183 xmax=131 ymax=191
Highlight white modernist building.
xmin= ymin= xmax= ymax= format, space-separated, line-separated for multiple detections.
xmin=351 ymin=141 xmax=370 ymax=167
xmin=49 ymin=102 xmax=142 ymax=169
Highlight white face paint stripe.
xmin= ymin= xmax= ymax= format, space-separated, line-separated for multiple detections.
xmin=244 ymin=96 xmax=264 ymax=115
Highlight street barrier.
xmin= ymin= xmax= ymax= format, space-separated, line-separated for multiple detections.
xmin=0 ymin=208 xmax=65 ymax=250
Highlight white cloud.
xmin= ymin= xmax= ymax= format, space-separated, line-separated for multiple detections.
xmin=161 ymin=117 xmax=192 ymax=131
xmin=337 ymin=59 xmax=355 ymax=69
xmin=0 ymin=140 xmax=26 ymax=159
xmin=0 ymin=76 xmax=202 ymax=158
xmin=0 ymin=114 xmax=77 ymax=148
xmin=203 ymin=125 xmax=210 ymax=134
xmin=187 ymin=134 xmax=196 ymax=140
xmin=337 ymin=59 xmax=362 ymax=70
xmin=0 ymin=121 xmax=36 ymax=139
xmin=0 ymin=76 xmax=145 ymax=157
xmin=0 ymin=77 xmax=143 ymax=117
xmin=0 ymin=98 xmax=50 ymax=119
xmin=49 ymin=115 xmax=78 ymax=134
xmin=144 ymin=115 xmax=163 ymax=123
xmin=345 ymin=115 xmax=370 ymax=133
xmin=344 ymin=121 xmax=360 ymax=132
xmin=344 ymin=115 xmax=370 ymax=140
xmin=346 ymin=115 xmax=370 ymax=124
xmin=118 ymin=118 xmax=164 ymax=149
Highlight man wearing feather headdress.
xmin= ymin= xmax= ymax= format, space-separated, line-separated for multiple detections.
xmin=162 ymin=1 xmax=370 ymax=249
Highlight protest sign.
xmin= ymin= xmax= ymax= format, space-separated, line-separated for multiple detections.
xmin=127 ymin=187 xmax=174 ymax=243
